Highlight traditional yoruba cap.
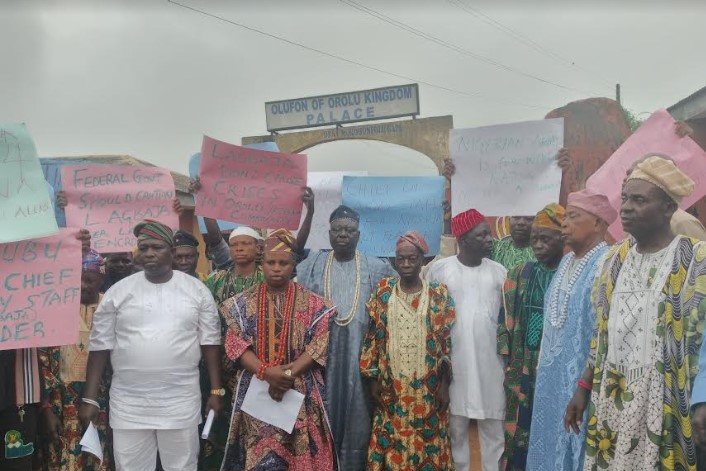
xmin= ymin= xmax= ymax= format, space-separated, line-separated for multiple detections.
xmin=133 ymin=219 xmax=175 ymax=246
xmin=396 ymin=230 xmax=430 ymax=255
xmin=173 ymin=230 xmax=199 ymax=248
xmin=451 ymin=208 xmax=486 ymax=237
xmin=329 ymin=205 xmax=359 ymax=223
xmin=82 ymin=250 xmax=105 ymax=274
xmin=567 ymin=189 xmax=617 ymax=225
xmin=627 ymin=155 xmax=695 ymax=203
xmin=228 ymin=226 xmax=264 ymax=242
xmin=264 ymin=228 xmax=297 ymax=253
xmin=533 ymin=203 xmax=565 ymax=230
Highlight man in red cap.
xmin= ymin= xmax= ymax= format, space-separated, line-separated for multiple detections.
xmin=425 ymin=209 xmax=507 ymax=471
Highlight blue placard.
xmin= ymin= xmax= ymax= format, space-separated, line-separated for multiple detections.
xmin=190 ymin=142 xmax=281 ymax=233
xmin=341 ymin=176 xmax=445 ymax=257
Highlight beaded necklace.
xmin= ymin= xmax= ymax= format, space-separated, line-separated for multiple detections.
xmin=256 ymin=282 xmax=296 ymax=367
xmin=323 ymin=251 xmax=361 ymax=327
xmin=548 ymin=242 xmax=607 ymax=328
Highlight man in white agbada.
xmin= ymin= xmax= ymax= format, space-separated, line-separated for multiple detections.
xmin=425 ymin=208 xmax=506 ymax=471
xmin=79 ymin=220 xmax=223 ymax=471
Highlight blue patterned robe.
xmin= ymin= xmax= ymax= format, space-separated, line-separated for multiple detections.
xmin=297 ymin=250 xmax=396 ymax=471
xmin=526 ymin=245 xmax=608 ymax=471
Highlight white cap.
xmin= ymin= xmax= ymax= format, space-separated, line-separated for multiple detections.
xmin=228 ymin=226 xmax=264 ymax=242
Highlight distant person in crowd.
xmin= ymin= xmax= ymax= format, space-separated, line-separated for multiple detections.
xmin=38 ymin=250 xmax=113 ymax=471
xmin=219 ymin=229 xmax=337 ymax=470
xmin=101 ymin=252 xmax=134 ymax=291
xmin=199 ymin=226 xmax=265 ymax=471
xmin=80 ymin=220 xmax=222 ymax=471
xmin=497 ymin=203 xmax=565 ymax=471
xmin=565 ymin=156 xmax=706 ymax=470
xmin=297 ymin=204 xmax=396 ymax=471
xmin=0 ymin=230 xmax=91 ymax=471
xmin=527 ymin=189 xmax=614 ymax=471
xmin=492 ymin=216 xmax=536 ymax=271
xmin=360 ymin=231 xmax=455 ymax=469
xmin=173 ymin=230 xmax=205 ymax=280
xmin=425 ymin=209 xmax=506 ymax=471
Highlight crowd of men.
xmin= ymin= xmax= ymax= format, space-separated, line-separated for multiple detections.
xmin=3 ymin=138 xmax=706 ymax=471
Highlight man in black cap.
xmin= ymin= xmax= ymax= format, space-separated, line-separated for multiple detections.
xmin=173 ymin=230 xmax=206 ymax=281
xmin=297 ymin=205 xmax=396 ymax=471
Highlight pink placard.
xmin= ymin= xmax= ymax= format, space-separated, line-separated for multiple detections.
xmin=0 ymin=229 xmax=82 ymax=350
xmin=61 ymin=165 xmax=179 ymax=252
xmin=196 ymin=136 xmax=307 ymax=230
xmin=586 ymin=109 xmax=706 ymax=240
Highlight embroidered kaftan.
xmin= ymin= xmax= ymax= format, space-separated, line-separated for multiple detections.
xmin=584 ymin=237 xmax=706 ymax=471
xmin=297 ymin=250 xmax=395 ymax=471
xmin=360 ymin=278 xmax=455 ymax=470
xmin=527 ymin=244 xmax=609 ymax=471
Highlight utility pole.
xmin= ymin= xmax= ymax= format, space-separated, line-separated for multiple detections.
xmin=616 ymin=83 xmax=621 ymax=105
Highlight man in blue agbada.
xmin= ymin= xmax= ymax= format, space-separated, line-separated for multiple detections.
xmin=526 ymin=189 xmax=615 ymax=471
xmin=297 ymin=204 xmax=396 ymax=471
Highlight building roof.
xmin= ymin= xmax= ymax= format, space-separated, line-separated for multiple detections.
xmin=41 ymin=155 xmax=192 ymax=193
xmin=668 ymin=85 xmax=706 ymax=121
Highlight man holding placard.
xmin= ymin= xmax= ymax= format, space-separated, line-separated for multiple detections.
xmin=425 ymin=209 xmax=506 ymax=471
xmin=80 ymin=220 xmax=222 ymax=471
xmin=297 ymin=205 xmax=396 ymax=471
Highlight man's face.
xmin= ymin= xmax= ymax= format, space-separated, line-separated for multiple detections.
xmin=174 ymin=246 xmax=199 ymax=274
xmin=229 ymin=235 xmax=260 ymax=266
xmin=262 ymin=251 xmax=295 ymax=289
xmin=394 ymin=245 xmax=424 ymax=280
xmin=459 ymin=222 xmax=493 ymax=258
xmin=562 ymin=206 xmax=599 ymax=249
xmin=105 ymin=252 xmax=133 ymax=280
xmin=137 ymin=239 xmax=173 ymax=278
xmin=80 ymin=271 xmax=104 ymax=304
xmin=510 ymin=216 xmax=534 ymax=243
xmin=530 ymin=227 xmax=564 ymax=265
xmin=329 ymin=219 xmax=360 ymax=255
xmin=621 ymin=179 xmax=675 ymax=240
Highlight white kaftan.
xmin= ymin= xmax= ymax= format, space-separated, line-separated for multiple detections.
xmin=425 ymin=256 xmax=507 ymax=419
xmin=89 ymin=271 xmax=221 ymax=430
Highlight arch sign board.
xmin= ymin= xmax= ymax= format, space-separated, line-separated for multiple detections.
xmin=265 ymin=84 xmax=420 ymax=132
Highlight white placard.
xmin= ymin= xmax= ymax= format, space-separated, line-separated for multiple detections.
xmin=450 ymin=118 xmax=564 ymax=216
xmin=240 ymin=378 xmax=305 ymax=434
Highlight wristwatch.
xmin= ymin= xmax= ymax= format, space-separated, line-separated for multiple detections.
xmin=210 ymin=388 xmax=226 ymax=396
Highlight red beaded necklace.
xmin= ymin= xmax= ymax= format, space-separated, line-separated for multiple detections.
xmin=256 ymin=281 xmax=296 ymax=368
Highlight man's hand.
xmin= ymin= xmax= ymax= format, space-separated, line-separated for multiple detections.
xmin=264 ymin=365 xmax=295 ymax=392
xmin=189 ymin=177 xmax=202 ymax=193
xmin=56 ymin=190 xmax=68 ymax=209
xmin=40 ymin=407 xmax=63 ymax=445
xmin=692 ymin=403 xmax=706 ymax=447
xmin=564 ymin=388 xmax=589 ymax=434
xmin=369 ymin=379 xmax=384 ymax=410
xmin=442 ymin=159 xmax=456 ymax=180
xmin=75 ymin=229 xmax=91 ymax=257
xmin=205 ymin=394 xmax=223 ymax=417
xmin=556 ymin=148 xmax=571 ymax=171
xmin=78 ymin=402 xmax=99 ymax=429
xmin=268 ymin=385 xmax=285 ymax=402
xmin=675 ymin=121 xmax=694 ymax=138
xmin=302 ymin=187 xmax=314 ymax=213
xmin=173 ymin=199 xmax=184 ymax=216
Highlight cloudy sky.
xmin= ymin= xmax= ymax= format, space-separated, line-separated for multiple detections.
xmin=2 ymin=0 xmax=705 ymax=177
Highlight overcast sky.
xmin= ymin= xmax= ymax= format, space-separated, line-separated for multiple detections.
xmin=2 ymin=0 xmax=705 ymax=177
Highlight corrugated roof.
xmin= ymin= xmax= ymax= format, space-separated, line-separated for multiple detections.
xmin=668 ymin=85 xmax=706 ymax=121
xmin=42 ymin=155 xmax=191 ymax=193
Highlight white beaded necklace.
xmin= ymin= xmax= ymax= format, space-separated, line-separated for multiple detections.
xmin=548 ymin=242 xmax=607 ymax=328
xmin=323 ymin=251 xmax=361 ymax=327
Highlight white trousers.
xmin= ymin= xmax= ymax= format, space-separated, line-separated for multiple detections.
xmin=112 ymin=427 xmax=199 ymax=471
xmin=450 ymin=415 xmax=504 ymax=471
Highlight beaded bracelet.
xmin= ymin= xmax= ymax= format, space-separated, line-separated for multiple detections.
xmin=256 ymin=364 xmax=268 ymax=381
xmin=577 ymin=379 xmax=592 ymax=391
